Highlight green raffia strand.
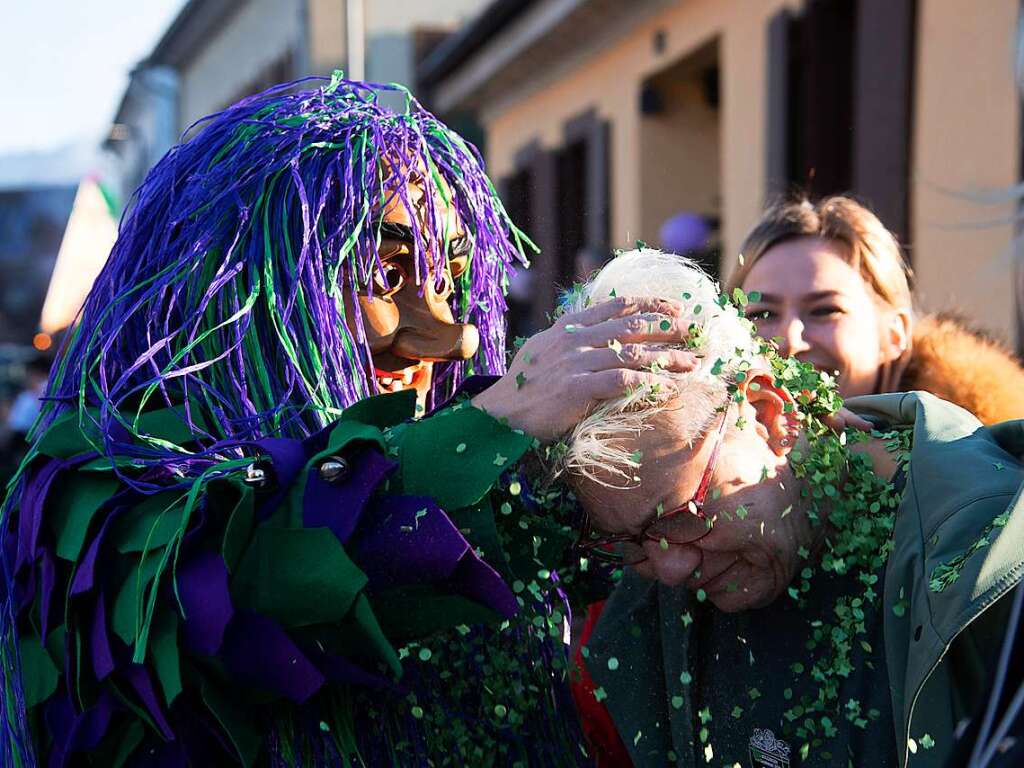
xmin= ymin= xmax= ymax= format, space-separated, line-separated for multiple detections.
xmin=132 ymin=458 xmax=251 ymax=663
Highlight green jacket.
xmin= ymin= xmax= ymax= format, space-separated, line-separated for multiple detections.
xmin=850 ymin=391 xmax=1024 ymax=767
xmin=587 ymin=392 xmax=1024 ymax=767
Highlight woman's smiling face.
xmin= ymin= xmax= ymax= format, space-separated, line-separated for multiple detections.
xmin=742 ymin=236 xmax=899 ymax=398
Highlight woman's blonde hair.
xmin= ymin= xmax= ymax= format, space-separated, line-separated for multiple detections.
xmin=728 ymin=196 xmax=913 ymax=310
xmin=728 ymin=196 xmax=914 ymax=392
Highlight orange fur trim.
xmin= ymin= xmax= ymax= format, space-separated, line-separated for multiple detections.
xmin=901 ymin=314 xmax=1024 ymax=425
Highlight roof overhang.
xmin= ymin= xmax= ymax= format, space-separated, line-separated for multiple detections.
xmin=420 ymin=0 xmax=670 ymax=115
xmin=148 ymin=0 xmax=244 ymax=70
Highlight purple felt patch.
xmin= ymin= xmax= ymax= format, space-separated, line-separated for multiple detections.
xmin=303 ymin=448 xmax=396 ymax=545
xmin=221 ymin=611 xmax=324 ymax=703
xmin=177 ymin=550 xmax=233 ymax=656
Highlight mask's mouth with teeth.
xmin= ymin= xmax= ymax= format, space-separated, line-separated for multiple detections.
xmin=374 ymin=363 xmax=431 ymax=395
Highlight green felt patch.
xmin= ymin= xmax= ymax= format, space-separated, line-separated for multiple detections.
xmin=339 ymin=389 xmax=416 ymax=430
xmin=202 ymin=679 xmax=261 ymax=767
xmin=347 ymin=592 xmax=401 ymax=676
xmin=18 ymin=634 xmax=58 ymax=708
xmin=110 ymin=491 xmax=186 ymax=554
xmin=112 ymin=552 xmax=165 ymax=645
xmin=232 ymin=527 xmax=368 ymax=628
xmin=35 ymin=411 xmax=101 ymax=458
xmin=35 ymin=403 xmax=209 ymax=459
xmin=151 ymin=610 xmax=182 ymax=706
xmin=221 ymin=484 xmax=255 ymax=573
xmin=372 ymin=588 xmax=501 ymax=643
xmin=399 ymin=406 xmax=533 ymax=511
xmin=110 ymin=721 xmax=145 ymax=768
xmin=48 ymin=474 xmax=119 ymax=562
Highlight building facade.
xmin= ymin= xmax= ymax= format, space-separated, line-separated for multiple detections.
xmin=422 ymin=0 xmax=1023 ymax=346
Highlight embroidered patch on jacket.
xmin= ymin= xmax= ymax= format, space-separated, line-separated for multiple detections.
xmin=748 ymin=728 xmax=792 ymax=768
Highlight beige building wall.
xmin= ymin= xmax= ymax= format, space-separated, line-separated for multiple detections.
xmin=911 ymin=0 xmax=1020 ymax=344
xmin=484 ymin=0 xmax=800 ymax=269
xmin=178 ymin=0 xmax=302 ymax=129
xmin=307 ymin=0 xmax=347 ymax=75
xmin=639 ymin=56 xmax=722 ymax=243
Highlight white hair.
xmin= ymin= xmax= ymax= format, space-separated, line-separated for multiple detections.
xmin=562 ymin=248 xmax=758 ymax=486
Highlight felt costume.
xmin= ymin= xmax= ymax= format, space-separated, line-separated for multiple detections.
xmin=0 ymin=76 xmax=588 ymax=767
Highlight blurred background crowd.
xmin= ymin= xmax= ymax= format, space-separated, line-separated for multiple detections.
xmin=1 ymin=0 xmax=1022 ymax=477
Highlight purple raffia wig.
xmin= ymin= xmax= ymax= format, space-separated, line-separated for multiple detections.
xmin=39 ymin=73 xmax=531 ymax=457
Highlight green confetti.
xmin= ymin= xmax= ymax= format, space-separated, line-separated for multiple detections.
xmin=696 ymin=588 xmax=707 ymax=602
xmin=494 ymin=704 xmax=508 ymax=718
xmin=680 ymin=671 xmax=693 ymax=685
xmin=735 ymin=505 xmax=748 ymax=520
xmin=731 ymin=706 xmax=743 ymax=719
xmin=593 ymin=687 xmax=607 ymax=702
xmin=671 ymin=695 xmax=684 ymax=710
xmin=607 ymin=657 xmax=619 ymax=671
xmin=493 ymin=453 xmax=507 ymax=466
xmin=515 ymin=372 xmax=526 ymax=389
xmin=920 ymin=734 xmax=935 ymax=749
xmin=659 ymin=319 xmax=672 ymax=331
xmin=411 ymin=706 xmax=424 ymax=719
xmin=455 ymin=442 xmax=467 ymax=454
xmin=418 ymin=648 xmax=432 ymax=662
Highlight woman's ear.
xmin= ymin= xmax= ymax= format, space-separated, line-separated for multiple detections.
xmin=740 ymin=370 xmax=797 ymax=456
xmin=882 ymin=308 xmax=912 ymax=363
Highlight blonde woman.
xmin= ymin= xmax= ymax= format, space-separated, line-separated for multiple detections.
xmin=728 ymin=196 xmax=1024 ymax=424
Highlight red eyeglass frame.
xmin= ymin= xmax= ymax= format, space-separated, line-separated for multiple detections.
xmin=576 ymin=407 xmax=729 ymax=563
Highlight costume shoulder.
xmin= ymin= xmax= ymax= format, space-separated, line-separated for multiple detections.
xmin=902 ymin=312 xmax=1024 ymax=425
xmin=2 ymin=392 xmax=581 ymax=766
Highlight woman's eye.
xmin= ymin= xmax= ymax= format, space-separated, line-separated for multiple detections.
xmin=810 ymin=306 xmax=843 ymax=318
xmin=747 ymin=307 xmax=775 ymax=321
xmin=373 ymin=262 xmax=406 ymax=295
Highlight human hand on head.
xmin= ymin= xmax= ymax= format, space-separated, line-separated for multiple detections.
xmin=471 ymin=297 xmax=700 ymax=440
xmin=822 ymin=407 xmax=873 ymax=434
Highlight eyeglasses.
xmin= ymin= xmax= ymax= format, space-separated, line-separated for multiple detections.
xmin=576 ymin=408 xmax=729 ymax=566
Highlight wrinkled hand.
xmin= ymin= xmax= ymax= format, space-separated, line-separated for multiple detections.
xmin=472 ymin=297 xmax=699 ymax=441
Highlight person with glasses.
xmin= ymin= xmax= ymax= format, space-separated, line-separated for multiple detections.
xmin=477 ymin=248 xmax=1024 ymax=768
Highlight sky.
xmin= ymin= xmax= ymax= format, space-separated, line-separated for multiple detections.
xmin=0 ymin=0 xmax=188 ymax=156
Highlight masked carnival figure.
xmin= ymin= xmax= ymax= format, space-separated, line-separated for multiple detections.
xmin=0 ymin=75 xmax=597 ymax=768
